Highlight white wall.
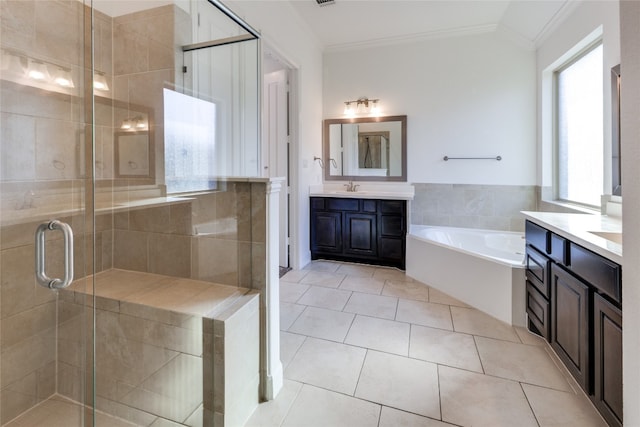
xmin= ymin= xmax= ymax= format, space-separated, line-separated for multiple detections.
xmin=323 ymin=31 xmax=536 ymax=185
xmin=224 ymin=0 xmax=323 ymax=269
xmin=536 ymin=1 xmax=620 ymax=191
xmin=620 ymin=1 xmax=640 ymax=424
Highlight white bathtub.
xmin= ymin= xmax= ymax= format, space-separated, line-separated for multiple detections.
xmin=406 ymin=225 xmax=526 ymax=326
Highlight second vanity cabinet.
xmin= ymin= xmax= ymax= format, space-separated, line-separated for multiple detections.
xmin=524 ymin=220 xmax=622 ymax=427
xmin=310 ymin=197 xmax=406 ymax=269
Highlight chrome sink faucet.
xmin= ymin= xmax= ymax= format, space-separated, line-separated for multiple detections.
xmin=344 ymin=181 xmax=359 ymax=192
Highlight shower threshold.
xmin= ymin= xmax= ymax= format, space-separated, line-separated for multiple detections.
xmin=4 ymin=395 xmax=136 ymax=427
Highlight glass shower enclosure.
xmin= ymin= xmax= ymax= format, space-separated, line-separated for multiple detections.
xmin=1 ymin=0 xmax=261 ymax=425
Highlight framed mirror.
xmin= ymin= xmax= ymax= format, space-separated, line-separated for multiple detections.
xmin=115 ymin=131 xmax=151 ymax=177
xmin=323 ymin=115 xmax=407 ymax=181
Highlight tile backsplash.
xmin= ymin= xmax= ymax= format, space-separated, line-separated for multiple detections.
xmin=410 ymin=183 xmax=537 ymax=232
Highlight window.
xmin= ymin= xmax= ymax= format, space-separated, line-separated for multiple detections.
xmin=164 ymin=88 xmax=218 ymax=194
xmin=555 ymin=42 xmax=603 ymax=207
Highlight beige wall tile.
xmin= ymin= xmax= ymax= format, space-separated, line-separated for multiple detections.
xmin=1 ymin=112 xmax=36 ymax=181
xmin=1 ymin=301 xmax=56 ymax=348
xmin=250 ymin=183 xmax=266 ymax=243
xmin=1 ymin=83 xmax=74 ymax=121
xmin=0 ymin=0 xmax=36 ymax=52
xmin=1 ymin=329 xmax=55 ymax=386
xmin=149 ymin=233 xmax=191 ymax=277
xmin=35 ymin=118 xmax=81 ymax=180
xmin=113 ymin=229 xmax=148 ymax=272
xmin=192 ymin=237 xmax=239 ymax=286
xmin=0 ymin=372 xmax=37 ymax=425
xmin=411 ymin=183 xmax=537 ymax=232
xmin=113 ymin=25 xmax=148 ymax=75
xmin=94 ymin=11 xmax=113 ymax=74
xmin=34 ymin=0 xmax=84 ymax=66
xmin=129 ymin=206 xmax=171 ymax=233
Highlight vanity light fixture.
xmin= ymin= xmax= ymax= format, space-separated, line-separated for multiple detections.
xmin=120 ymin=116 xmax=148 ymax=131
xmin=93 ymin=71 xmax=109 ymax=91
xmin=343 ymin=97 xmax=380 ymax=116
xmin=1 ymin=49 xmax=78 ymax=95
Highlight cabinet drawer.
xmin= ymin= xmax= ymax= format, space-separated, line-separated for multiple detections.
xmin=361 ymin=199 xmax=377 ymax=213
xmin=550 ymin=233 xmax=567 ymax=265
xmin=569 ymin=243 xmax=621 ymax=304
xmin=327 ymin=198 xmax=359 ymax=211
xmin=526 ymin=281 xmax=550 ymax=341
xmin=525 ymin=220 xmax=549 ymax=253
xmin=525 ymin=246 xmax=550 ymax=298
xmin=380 ymin=200 xmax=405 ymax=214
xmin=310 ymin=197 xmax=326 ymax=210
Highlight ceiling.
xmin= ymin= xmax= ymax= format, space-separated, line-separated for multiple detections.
xmin=91 ymin=0 xmax=575 ymax=51
xmin=287 ymin=0 xmax=574 ymax=51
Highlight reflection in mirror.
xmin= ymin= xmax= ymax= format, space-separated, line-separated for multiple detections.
xmin=116 ymin=133 xmax=150 ymax=177
xmin=324 ymin=115 xmax=407 ymax=181
xmin=611 ymin=64 xmax=621 ymax=196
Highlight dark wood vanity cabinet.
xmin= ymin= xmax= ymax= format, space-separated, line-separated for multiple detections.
xmin=524 ymin=220 xmax=622 ymax=427
xmin=310 ymin=197 xmax=406 ymax=269
xmin=550 ymin=263 xmax=590 ymax=392
xmin=594 ymin=293 xmax=623 ymax=427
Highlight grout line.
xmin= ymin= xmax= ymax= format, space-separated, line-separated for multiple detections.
xmin=520 ymin=382 xmax=542 ymax=427
xmin=278 ymin=381 xmax=305 ymax=427
xmin=437 ymin=364 xmax=444 ymax=422
xmin=353 ymin=348 xmax=368 ymax=397
xmin=472 ymin=335 xmax=486 ymax=375
xmin=342 ymin=311 xmax=359 ymax=344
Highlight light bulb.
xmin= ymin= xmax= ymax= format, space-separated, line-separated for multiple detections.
xmin=371 ymin=100 xmax=380 ymax=116
xmin=51 ymin=66 xmax=74 ymax=88
xmin=121 ymin=120 xmax=132 ymax=130
xmin=93 ymin=72 xmax=109 ymax=91
xmin=344 ymin=102 xmax=352 ymax=115
xmin=28 ymin=60 xmax=48 ymax=80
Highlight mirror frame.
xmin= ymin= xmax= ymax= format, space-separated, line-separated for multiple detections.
xmin=323 ymin=115 xmax=407 ymax=182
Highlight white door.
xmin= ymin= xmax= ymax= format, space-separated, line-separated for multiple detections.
xmin=264 ymin=69 xmax=289 ymax=267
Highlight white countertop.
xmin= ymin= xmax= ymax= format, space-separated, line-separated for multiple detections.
xmin=521 ymin=211 xmax=622 ymax=265
xmin=309 ymin=183 xmax=414 ymax=200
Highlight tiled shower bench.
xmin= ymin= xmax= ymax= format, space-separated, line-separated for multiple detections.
xmin=59 ymin=269 xmax=260 ymax=427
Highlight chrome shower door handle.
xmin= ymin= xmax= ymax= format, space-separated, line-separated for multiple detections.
xmin=35 ymin=220 xmax=74 ymax=290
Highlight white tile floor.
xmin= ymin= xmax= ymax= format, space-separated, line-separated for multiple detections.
xmin=245 ymin=260 xmax=608 ymax=427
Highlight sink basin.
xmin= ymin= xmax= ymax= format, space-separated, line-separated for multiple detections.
xmin=588 ymin=230 xmax=623 ymax=245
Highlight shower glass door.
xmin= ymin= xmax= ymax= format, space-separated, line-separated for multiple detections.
xmin=1 ymin=0 xmax=94 ymax=425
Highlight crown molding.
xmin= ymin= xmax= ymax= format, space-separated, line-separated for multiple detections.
xmin=533 ymin=0 xmax=583 ymax=48
xmin=324 ymin=24 xmax=499 ymax=53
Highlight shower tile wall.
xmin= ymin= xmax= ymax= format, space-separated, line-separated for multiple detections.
xmin=411 ymin=183 xmax=537 ymax=232
xmin=1 ymin=0 xmax=91 ymax=423
xmin=2 ymin=2 xmax=266 ymax=424
xmin=108 ymin=181 xmax=268 ymax=290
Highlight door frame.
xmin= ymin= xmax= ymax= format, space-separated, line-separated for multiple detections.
xmin=261 ymin=42 xmax=300 ymax=270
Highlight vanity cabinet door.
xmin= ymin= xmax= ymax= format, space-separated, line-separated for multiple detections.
xmin=344 ymin=213 xmax=377 ymax=257
xmin=593 ymin=293 xmax=623 ymax=427
xmin=551 ymin=263 xmax=591 ymax=393
xmin=310 ymin=211 xmax=343 ymax=255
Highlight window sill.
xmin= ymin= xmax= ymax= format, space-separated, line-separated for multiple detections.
xmin=541 ymin=199 xmax=601 ymax=215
